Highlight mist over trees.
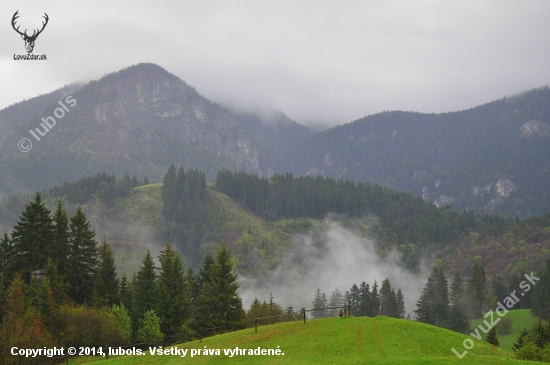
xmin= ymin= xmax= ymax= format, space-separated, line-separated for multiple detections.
xmin=312 ymin=278 xmax=406 ymax=320
xmin=0 ymin=193 xmax=247 ymax=363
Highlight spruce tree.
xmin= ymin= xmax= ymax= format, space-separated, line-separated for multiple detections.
xmin=371 ymin=281 xmax=380 ymax=316
xmin=531 ymin=259 xmax=550 ymax=319
xmin=0 ymin=232 xmax=13 ymax=280
xmin=486 ymin=326 xmax=499 ymax=346
xmin=311 ymin=288 xmax=328 ymax=318
xmin=358 ymin=282 xmax=372 ymax=317
xmin=467 ymin=262 xmax=486 ymax=318
xmin=450 ymin=270 xmax=464 ymax=303
xmin=396 ymin=288 xmax=406 ymax=319
xmin=131 ymin=250 xmax=157 ymax=329
xmin=119 ymin=273 xmax=132 ymax=310
xmin=162 ymin=164 xmax=177 ymax=220
xmin=156 ymin=244 xmax=190 ymax=336
xmin=380 ymin=279 xmax=398 ymax=317
xmin=95 ymin=239 xmax=119 ymax=306
xmin=67 ymin=206 xmax=98 ymax=303
xmin=10 ymin=193 xmax=54 ymax=277
xmin=327 ymin=288 xmax=344 ymax=316
xmin=199 ymin=243 xmax=245 ymax=328
xmin=44 ymin=258 xmax=70 ymax=304
xmin=51 ymin=200 xmax=70 ymax=276
xmin=415 ymin=266 xmax=449 ymax=326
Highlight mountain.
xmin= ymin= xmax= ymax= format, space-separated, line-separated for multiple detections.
xmin=1 ymin=63 xmax=548 ymax=218
xmin=289 ymin=87 xmax=550 ymax=218
xmin=0 ymin=63 xmax=310 ymax=195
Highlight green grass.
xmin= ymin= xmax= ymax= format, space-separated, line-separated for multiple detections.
xmin=74 ymin=316 xmax=541 ymax=364
xmin=470 ymin=309 xmax=538 ymax=351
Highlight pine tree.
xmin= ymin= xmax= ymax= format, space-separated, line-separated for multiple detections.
xmin=371 ymin=281 xmax=380 ymax=316
xmin=311 ymin=288 xmax=327 ymax=318
xmin=380 ymin=279 xmax=398 ymax=317
xmin=327 ymin=288 xmax=344 ymax=317
xmin=415 ymin=266 xmax=449 ymax=326
xmin=162 ymin=164 xmax=177 ymax=220
xmin=467 ymin=262 xmax=486 ymax=318
xmin=156 ymin=244 xmax=190 ymax=336
xmin=267 ymin=293 xmax=283 ymax=323
xmin=348 ymin=283 xmax=361 ymax=314
xmin=396 ymin=288 xmax=406 ymax=319
xmin=199 ymin=243 xmax=245 ymax=328
xmin=67 ymin=206 xmax=98 ymax=303
xmin=486 ymin=326 xmax=499 ymax=346
xmin=44 ymin=258 xmax=70 ymax=304
xmin=10 ymin=193 xmax=54 ymax=278
xmin=358 ymin=282 xmax=372 ymax=317
xmin=131 ymin=250 xmax=157 ymax=328
xmin=95 ymin=239 xmax=119 ymax=306
xmin=0 ymin=232 xmax=13 ymax=280
xmin=450 ymin=271 xmax=463 ymax=303
xmin=193 ymin=253 xmax=215 ymax=329
xmin=531 ymin=259 xmax=550 ymax=319
xmin=119 ymin=273 xmax=132 ymax=310
xmin=51 ymin=200 xmax=70 ymax=276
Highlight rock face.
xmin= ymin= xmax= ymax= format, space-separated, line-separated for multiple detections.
xmin=495 ymin=178 xmax=517 ymax=198
xmin=434 ymin=195 xmax=455 ymax=208
xmin=519 ymin=120 xmax=550 ymax=138
xmin=87 ymin=64 xmax=261 ymax=174
xmin=0 ymin=63 xmax=269 ymax=192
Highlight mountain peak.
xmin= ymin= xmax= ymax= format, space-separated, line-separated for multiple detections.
xmin=98 ymin=63 xmax=180 ymax=83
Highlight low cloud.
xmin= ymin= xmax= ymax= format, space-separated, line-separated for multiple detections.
xmin=239 ymin=218 xmax=428 ymax=317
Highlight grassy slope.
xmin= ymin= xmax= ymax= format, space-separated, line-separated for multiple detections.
xmin=79 ymin=317 xmax=540 ymax=365
xmin=470 ymin=309 xmax=538 ymax=352
xmin=103 ymin=183 xmax=291 ymax=275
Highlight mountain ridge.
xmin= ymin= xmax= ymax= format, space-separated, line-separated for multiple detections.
xmin=0 ymin=63 xmax=548 ymax=218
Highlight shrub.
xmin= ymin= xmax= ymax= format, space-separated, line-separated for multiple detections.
xmin=49 ymin=305 xmax=126 ymax=347
xmin=135 ymin=310 xmax=164 ymax=343
xmin=497 ymin=316 xmax=513 ymax=335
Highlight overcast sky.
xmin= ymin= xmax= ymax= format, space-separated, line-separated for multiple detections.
xmin=1 ymin=0 xmax=549 ymax=127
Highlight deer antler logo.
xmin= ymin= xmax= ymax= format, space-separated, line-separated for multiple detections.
xmin=12 ymin=11 xmax=49 ymax=54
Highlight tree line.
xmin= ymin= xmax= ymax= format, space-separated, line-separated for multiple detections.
xmin=215 ymin=169 xmax=487 ymax=269
xmin=414 ymin=259 xmax=550 ymax=359
xmin=0 ymin=193 xmax=245 ymax=364
xmin=161 ymin=164 xmax=208 ymax=266
xmin=311 ymin=278 xmax=405 ymax=319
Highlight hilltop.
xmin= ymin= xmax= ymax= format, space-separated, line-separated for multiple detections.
xmin=78 ymin=316 xmax=539 ymax=364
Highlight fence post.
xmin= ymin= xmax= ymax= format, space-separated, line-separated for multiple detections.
xmin=200 ymin=328 xmax=202 ymax=343
xmin=255 ymin=317 xmax=258 ymax=333
xmin=105 ymin=345 xmax=108 ymax=360
xmin=348 ymin=300 xmax=351 ymax=317
xmin=302 ymin=308 xmax=306 ymax=324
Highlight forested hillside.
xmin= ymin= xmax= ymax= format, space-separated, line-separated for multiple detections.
xmin=1 ymin=63 xmax=548 ymax=219
xmin=288 ymin=87 xmax=550 ymax=218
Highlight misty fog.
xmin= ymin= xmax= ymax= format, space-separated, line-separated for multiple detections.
xmin=239 ymin=218 xmax=429 ymax=318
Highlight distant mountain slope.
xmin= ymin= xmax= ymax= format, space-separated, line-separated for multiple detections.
xmin=0 ymin=63 xmax=310 ymax=195
xmin=0 ymin=63 xmax=548 ymax=218
xmin=0 ymin=83 xmax=82 ymax=136
xmin=291 ymin=87 xmax=550 ymax=218
xmin=232 ymin=111 xmax=312 ymax=174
